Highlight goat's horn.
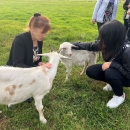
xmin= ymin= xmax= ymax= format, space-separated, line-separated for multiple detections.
xmin=57 ymin=48 xmax=63 ymax=53
xmin=50 ymin=45 xmax=54 ymax=52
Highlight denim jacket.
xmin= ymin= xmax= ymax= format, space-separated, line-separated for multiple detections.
xmin=92 ymin=0 xmax=118 ymax=23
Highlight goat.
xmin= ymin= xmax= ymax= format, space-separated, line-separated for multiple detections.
xmin=59 ymin=42 xmax=97 ymax=81
xmin=0 ymin=50 xmax=69 ymax=124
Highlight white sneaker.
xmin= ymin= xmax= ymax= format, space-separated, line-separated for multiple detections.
xmin=103 ymin=84 xmax=112 ymax=91
xmin=106 ymin=93 xmax=125 ymax=108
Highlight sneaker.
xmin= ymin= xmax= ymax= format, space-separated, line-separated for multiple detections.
xmin=103 ymin=84 xmax=112 ymax=91
xmin=106 ymin=93 xmax=125 ymax=108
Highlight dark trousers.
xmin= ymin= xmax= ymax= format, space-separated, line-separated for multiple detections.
xmin=97 ymin=22 xmax=104 ymax=40
xmin=97 ymin=22 xmax=104 ymax=31
xmin=124 ymin=19 xmax=129 ymax=32
xmin=125 ymin=17 xmax=130 ymax=41
xmin=86 ymin=64 xmax=130 ymax=96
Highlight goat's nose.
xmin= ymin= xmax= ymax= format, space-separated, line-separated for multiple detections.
xmin=69 ymin=54 xmax=72 ymax=56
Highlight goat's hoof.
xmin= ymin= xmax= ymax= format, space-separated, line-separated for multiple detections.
xmin=40 ymin=118 xmax=47 ymax=124
xmin=0 ymin=111 xmax=2 ymax=114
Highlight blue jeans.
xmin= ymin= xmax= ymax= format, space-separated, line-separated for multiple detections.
xmin=86 ymin=64 xmax=130 ymax=96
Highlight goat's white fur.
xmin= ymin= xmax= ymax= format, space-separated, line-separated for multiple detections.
xmin=59 ymin=42 xmax=97 ymax=81
xmin=0 ymin=51 xmax=69 ymax=124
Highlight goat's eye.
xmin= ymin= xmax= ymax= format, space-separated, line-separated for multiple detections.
xmin=63 ymin=48 xmax=67 ymax=50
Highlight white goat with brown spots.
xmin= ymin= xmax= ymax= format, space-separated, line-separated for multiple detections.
xmin=59 ymin=42 xmax=97 ymax=81
xmin=0 ymin=50 xmax=69 ymax=124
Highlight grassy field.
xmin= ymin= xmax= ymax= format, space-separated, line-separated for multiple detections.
xmin=0 ymin=0 xmax=130 ymax=130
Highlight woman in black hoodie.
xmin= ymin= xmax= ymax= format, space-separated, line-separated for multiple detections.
xmin=73 ymin=20 xmax=130 ymax=108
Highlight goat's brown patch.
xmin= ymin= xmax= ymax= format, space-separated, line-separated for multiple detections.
xmin=5 ymin=87 xmax=10 ymax=92
xmin=29 ymin=79 xmax=36 ymax=85
xmin=5 ymin=86 xmax=15 ymax=96
xmin=42 ymin=67 xmax=47 ymax=74
xmin=12 ymin=85 xmax=16 ymax=89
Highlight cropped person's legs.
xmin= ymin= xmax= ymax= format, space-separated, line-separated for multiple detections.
xmin=97 ymin=22 xmax=104 ymax=43
xmin=97 ymin=22 xmax=104 ymax=31
xmin=127 ymin=17 xmax=130 ymax=41
xmin=124 ymin=19 xmax=128 ymax=32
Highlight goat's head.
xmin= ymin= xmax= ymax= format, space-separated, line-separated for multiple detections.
xmin=58 ymin=42 xmax=76 ymax=56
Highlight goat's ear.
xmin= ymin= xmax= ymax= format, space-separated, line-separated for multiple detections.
xmin=50 ymin=45 xmax=54 ymax=52
xmin=71 ymin=44 xmax=78 ymax=48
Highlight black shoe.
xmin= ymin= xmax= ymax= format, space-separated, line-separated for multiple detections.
xmin=25 ymin=97 xmax=34 ymax=103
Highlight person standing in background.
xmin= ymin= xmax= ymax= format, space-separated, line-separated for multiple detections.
xmin=123 ymin=0 xmax=130 ymax=41
xmin=92 ymin=0 xmax=118 ymax=32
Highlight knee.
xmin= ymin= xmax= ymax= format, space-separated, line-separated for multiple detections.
xmin=105 ymin=68 xmax=119 ymax=81
xmin=86 ymin=66 xmax=97 ymax=78
xmin=86 ymin=64 xmax=103 ymax=79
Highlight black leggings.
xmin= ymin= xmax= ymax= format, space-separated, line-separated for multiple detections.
xmin=86 ymin=64 xmax=130 ymax=96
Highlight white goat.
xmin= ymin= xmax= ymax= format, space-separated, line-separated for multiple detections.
xmin=0 ymin=50 xmax=69 ymax=124
xmin=59 ymin=42 xmax=97 ymax=81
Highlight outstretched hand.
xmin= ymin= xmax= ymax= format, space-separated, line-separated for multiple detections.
xmin=43 ymin=63 xmax=52 ymax=68
xmin=38 ymin=62 xmax=52 ymax=68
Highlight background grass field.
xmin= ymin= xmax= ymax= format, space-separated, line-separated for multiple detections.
xmin=0 ymin=0 xmax=130 ymax=130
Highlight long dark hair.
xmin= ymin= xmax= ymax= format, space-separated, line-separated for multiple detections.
xmin=98 ymin=20 xmax=126 ymax=61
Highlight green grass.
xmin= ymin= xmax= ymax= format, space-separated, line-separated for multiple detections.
xmin=0 ymin=0 xmax=130 ymax=130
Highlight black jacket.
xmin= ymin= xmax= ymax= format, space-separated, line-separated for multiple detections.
xmin=6 ymin=32 xmax=43 ymax=68
xmin=73 ymin=41 xmax=130 ymax=79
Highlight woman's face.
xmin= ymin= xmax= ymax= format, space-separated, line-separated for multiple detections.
xmin=31 ymin=27 xmax=47 ymax=41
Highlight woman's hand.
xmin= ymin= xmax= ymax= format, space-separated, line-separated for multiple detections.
xmin=127 ymin=11 xmax=130 ymax=15
xmin=43 ymin=63 xmax=52 ymax=68
xmin=102 ymin=62 xmax=111 ymax=71
xmin=38 ymin=62 xmax=52 ymax=68
xmin=92 ymin=19 xmax=96 ymax=24
xmin=128 ymin=4 xmax=130 ymax=8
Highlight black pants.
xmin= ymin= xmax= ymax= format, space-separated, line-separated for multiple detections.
xmin=97 ymin=22 xmax=104 ymax=31
xmin=124 ymin=19 xmax=129 ymax=32
xmin=97 ymin=22 xmax=104 ymax=40
xmin=86 ymin=64 xmax=130 ymax=96
xmin=126 ymin=18 xmax=130 ymax=41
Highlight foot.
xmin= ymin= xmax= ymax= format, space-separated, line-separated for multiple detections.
xmin=103 ymin=84 xmax=112 ymax=91
xmin=107 ymin=93 xmax=125 ymax=108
